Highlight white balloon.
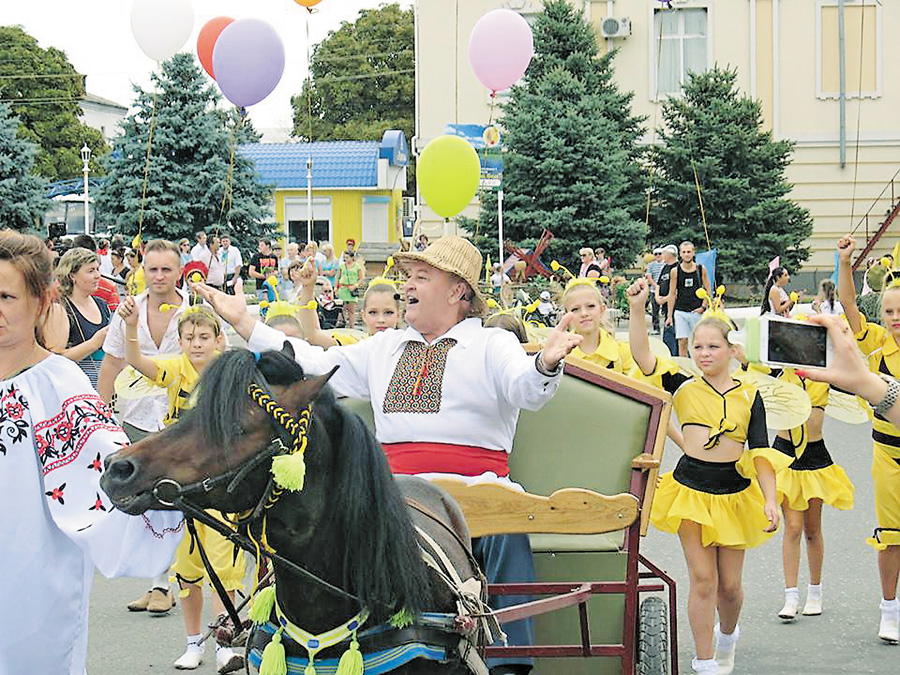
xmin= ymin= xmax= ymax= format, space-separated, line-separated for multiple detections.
xmin=131 ymin=0 xmax=194 ymax=62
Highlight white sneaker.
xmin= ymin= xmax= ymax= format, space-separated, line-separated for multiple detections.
xmin=778 ymin=595 xmax=800 ymax=621
xmin=692 ymin=657 xmax=718 ymax=673
xmin=174 ymin=646 xmax=204 ymax=670
xmin=215 ymin=647 xmax=244 ymax=674
xmin=714 ymin=623 xmax=740 ymax=675
xmin=803 ymin=595 xmax=823 ymax=616
xmin=878 ymin=601 xmax=900 ymax=644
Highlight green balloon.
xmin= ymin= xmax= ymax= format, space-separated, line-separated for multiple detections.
xmin=417 ymin=135 xmax=481 ymax=219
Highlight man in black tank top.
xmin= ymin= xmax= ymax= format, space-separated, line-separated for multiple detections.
xmin=665 ymin=241 xmax=712 ymax=356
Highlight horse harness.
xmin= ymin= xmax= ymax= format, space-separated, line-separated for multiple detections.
xmin=148 ymin=382 xmax=493 ymax=674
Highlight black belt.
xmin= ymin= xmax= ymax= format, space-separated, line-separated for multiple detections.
xmin=774 ymin=437 xmax=834 ymax=471
xmin=673 ymin=455 xmax=751 ymax=495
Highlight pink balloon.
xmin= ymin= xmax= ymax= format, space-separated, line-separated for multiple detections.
xmin=468 ymin=9 xmax=534 ymax=93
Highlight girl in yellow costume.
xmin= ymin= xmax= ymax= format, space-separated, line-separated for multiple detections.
xmin=837 ymin=234 xmax=900 ymax=644
xmin=743 ymin=360 xmax=854 ymax=621
xmin=118 ymin=299 xmax=245 ymax=672
xmin=561 ymin=277 xmax=635 ymax=372
xmin=294 ymin=258 xmax=402 ymax=347
xmin=626 ymin=278 xmax=789 ymax=675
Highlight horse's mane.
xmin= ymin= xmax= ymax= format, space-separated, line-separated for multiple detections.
xmin=194 ymin=346 xmax=435 ymax=621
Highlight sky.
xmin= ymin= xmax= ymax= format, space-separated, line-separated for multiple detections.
xmin=1 ymin=0 xmax=414 ymax=140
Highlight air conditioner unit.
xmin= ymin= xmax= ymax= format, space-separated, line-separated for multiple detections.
xmin=402 ymin=197 xmax=416 ymax=219
xmin=600 ymin=17 xmax=631 ymax=39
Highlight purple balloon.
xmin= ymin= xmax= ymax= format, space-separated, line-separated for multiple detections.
xmin=213 ymin=19 xmax=285 ymax=108
xmin=468 ymin=9 xmax=534 ymax=93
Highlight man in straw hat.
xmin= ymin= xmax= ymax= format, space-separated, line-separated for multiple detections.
xmin=196 ymin=235 xmax=581 ymax=675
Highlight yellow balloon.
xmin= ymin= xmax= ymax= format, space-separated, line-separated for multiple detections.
xmin=417 ymin=135 xmax=481 ymax=219
xmin=266 ymin=275 xmax=279 ymax=287
xmin=293 ymin=0 xmax=322 ymax=7
xmin=643 ymin=253 xmax=655 ymax=263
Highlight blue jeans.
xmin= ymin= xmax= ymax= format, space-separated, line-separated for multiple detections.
xmin=663 ymin=324 xmax=677 ymax=356
xmin=472 ymin=534 xmax=535 ymax=670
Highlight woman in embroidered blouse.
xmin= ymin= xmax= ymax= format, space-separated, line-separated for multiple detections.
xmin=627 ymin=277 xmax=788 ymax=675
xmin=45 ymin=246 xmax=111 ymax=388
xmin=837 ymin=234 xmax=900 ymax=644
xmin=0 ymin=229 xmax=182 ymax=674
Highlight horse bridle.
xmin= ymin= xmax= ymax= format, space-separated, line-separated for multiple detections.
xmin=147 ymin=383 xmax=362 ymax=628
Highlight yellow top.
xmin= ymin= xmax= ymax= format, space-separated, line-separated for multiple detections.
xmin=569 ymin=330 xmax=635 ymax=374
xmin=640 ymin=356 xmax=790 ymax=478
xmin=152 ymin=353 xmax=201 ymax=426
xmin=855 ymin=315 xmax=900 ymax=454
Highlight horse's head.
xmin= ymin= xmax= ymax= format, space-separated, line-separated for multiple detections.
xmin=101 ymin=343 xmax=335 ymax=516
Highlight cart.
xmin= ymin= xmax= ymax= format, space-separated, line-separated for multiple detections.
xmin=346 ymin=355 xmax=678 ymax=674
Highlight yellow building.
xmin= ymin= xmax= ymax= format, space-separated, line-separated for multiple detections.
xmin=415 ymin=0 xmax=900 ymax=271
xmin=240 ymin=130 xmax=409 ymax=262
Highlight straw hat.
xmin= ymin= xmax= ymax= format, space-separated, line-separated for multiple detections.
xmin=395 ymin=235 xmax=487 ymax=315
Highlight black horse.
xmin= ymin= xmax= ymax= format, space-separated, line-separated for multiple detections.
xmin=102 ymin=345 xmax=486 ymax=674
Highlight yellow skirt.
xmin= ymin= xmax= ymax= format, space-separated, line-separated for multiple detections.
xmin=170 ymin=510 xmax=246 ymax=593
xmin=777 ymin=465 xmax=854 ymax=512
xmin=869 ymin=443 xmax=900 ymax=550
xmin=650 ymin=456 xmax=776 ymax=550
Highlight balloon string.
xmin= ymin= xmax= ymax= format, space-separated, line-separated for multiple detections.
xmin=488 ymin=92 xmax=496 ymax=125
xmin=219 ymin=111 xmax=243 ymax=228
xmin=137 ymin=87 xmax=159 ymax=241
xmin=306 ymin=10 xmax=314 ymax=144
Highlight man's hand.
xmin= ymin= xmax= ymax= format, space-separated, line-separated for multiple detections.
xmin=837 ymin=236 xmax=856 ymax=262
xmin=193 ymin=281 xmax=256 ymax=340
xmin=540 ymin=312 xmax=582 ymax=371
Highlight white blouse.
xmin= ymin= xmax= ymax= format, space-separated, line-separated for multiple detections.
xmin=0 ymin=355 xmax=183 ymax=674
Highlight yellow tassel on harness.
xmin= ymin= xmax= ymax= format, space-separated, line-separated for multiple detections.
xmin=271 ymin=453 xmax=307 ymax=492
xmin=259 ymin=628 xmax=288 ymax=675
xmin=335 ymin=636 xmax=364 ymax=675
xmin=249 ymin=585 xmax=277 ymax=624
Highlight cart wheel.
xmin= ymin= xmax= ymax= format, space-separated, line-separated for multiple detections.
xmin=637 ymin=596 xmax=669 ymax=675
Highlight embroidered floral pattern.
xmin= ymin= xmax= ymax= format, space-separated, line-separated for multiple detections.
xmin=0 ymin=384 xmax=30 ymax=455
xmin=383 ymin=339 xmax=457 ymax=414
xmin=36 ymin=393 xmax=120 ymax=476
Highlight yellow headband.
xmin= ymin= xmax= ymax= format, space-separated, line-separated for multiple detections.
xmin=564 ymin=276 xmax=609 ymax=293
xmin=696 ymin=285 xmax=735 ymax=329
xmin=260 ymin=299 xmax=317 ymax=314
xmin=367 ymin=276 xmax=399 ymax=289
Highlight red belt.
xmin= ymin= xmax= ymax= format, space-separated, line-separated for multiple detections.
xmin=382 ymin=442 xmax=510 ymax=477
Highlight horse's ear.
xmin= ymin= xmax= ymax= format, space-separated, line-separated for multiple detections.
xmin=281 ymin=340 xmax=295 ymax=360
xmin=284 ymin=366 xmax=339 ymax=409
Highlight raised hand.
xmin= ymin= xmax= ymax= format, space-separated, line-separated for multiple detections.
xmin=118 ymin=295 xmax=138 ymax=328
xmin=626 ymin=277 xmax=650 ymax=307
xmin=193 ymin=281 xmax=255 ymax=340
xmin=540 ymin=312 xmax=582 ymax=371
xmin=837 ymin=236 xmax=856 ymax=261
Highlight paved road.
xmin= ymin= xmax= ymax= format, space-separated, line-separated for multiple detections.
xmin=87 ymin=416 xmax=897 ymax=674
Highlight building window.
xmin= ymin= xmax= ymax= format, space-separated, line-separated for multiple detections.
xmin=652 ymin=7 xmax=709 ymax=98
xmin=817 ymin=0 xmax=881 ymax=100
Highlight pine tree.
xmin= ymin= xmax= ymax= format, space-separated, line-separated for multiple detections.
xmin=94 ymin=54 xmax=272 ymax=243
xmin=460 ymin=0 xmax=646 ymax=269
xmin=0 ymin=103 xmax=48 ymax=231
xmin=649 ymin=67 xmax=812 ymax=284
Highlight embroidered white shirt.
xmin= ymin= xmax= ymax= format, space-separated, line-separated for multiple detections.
xmin=0 ymin=355 xmax=182 ymax=675
xmin=102 ymin=288 xmax=189 ymax=431
xmin=248 ymin=318 xmax=562 ymax=484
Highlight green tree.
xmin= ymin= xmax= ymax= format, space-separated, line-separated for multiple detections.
xmin=0 ymin=102 xmax=48 ymax=230
xmin=649 ymin=67 xmax=812 ymax=284
xmin=461 ymin=0 xmax=647 ymax=270
xmin=94 ymin=54 xmax=272 ymax=243
xmin=0 ymin=26 xmax=106 ymax=180
xmin=291 ymin=4 xmax=413 ymax=144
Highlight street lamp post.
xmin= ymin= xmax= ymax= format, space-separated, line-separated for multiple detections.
xmin=306 ymin=156 xmax=313 ymax=245
xmin=80 ymin=144 xmax=91 ymax=235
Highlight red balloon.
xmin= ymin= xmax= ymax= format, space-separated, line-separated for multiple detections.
xmin=197 ymin=16 xmax=234 ymax=80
